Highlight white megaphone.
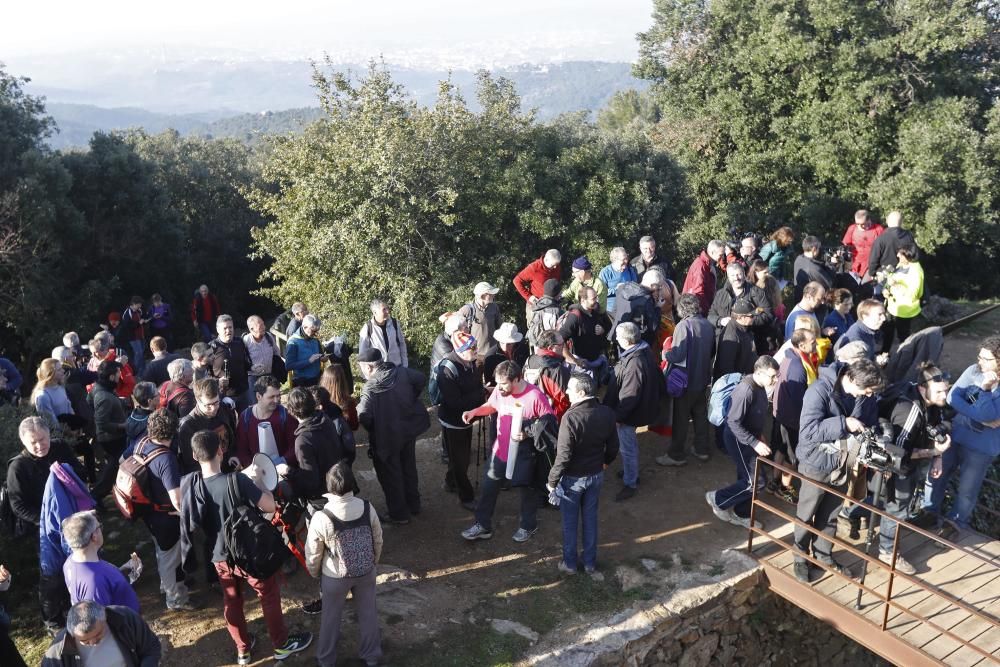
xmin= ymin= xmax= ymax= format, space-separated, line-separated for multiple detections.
xmin=242 ymin=453 xmax=279 ymax=492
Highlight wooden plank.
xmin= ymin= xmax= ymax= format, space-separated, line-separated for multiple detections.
xmin=925 ymin=598 xmax=1000 ymax=664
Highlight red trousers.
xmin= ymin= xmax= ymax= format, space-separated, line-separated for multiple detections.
xmin=213 ymin=561 xmax=288 ymax=652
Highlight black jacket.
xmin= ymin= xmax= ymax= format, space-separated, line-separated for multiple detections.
xmin=631 ymin=254 xmax=673 ymax=281
xmin=176 ymin=405 xmax=237 ymax=474
xmin=726 ymin=377 xmax=770 ymax=449
xmin=141 ymin=353 xmax=180 ymax=386
xmin=358 ymin=363 xmax=431 ymax=459
xmin=793 ymin=254 xmax=835 ymax=302
xmin=288 ymin=412 xmax=348 ymax=499
xmin=430 ymin=333 xmax=454 ymax=370
xmin=548 ymin=398 xmax=619 ymax=484
xmin=209 ymin=336 xmax=250 ymax=397
xmin=707 ymin=283 xmax=773 ymax=330
xmin=868 ymin=227 xmax=917 ymax=276
xmin=43 ymin=605 xmax=161 ymax=667
xmin=796 ymin=366 xmax=879 ymax=478
xmin=89 ymin=379 xmax=126 ymax=443
xmin=890 ymin=384 xmax=944 ymax=476
xmin=604 ymin=342 xmax=661 ymax=427
xmin=437 ymin=352 xmax=483 ymax=427
xmin=6 ymin=439 xmax=82 ymax=528
xmin=713 ymin=321 xmax=755 ymax=381
xmin=558 ymin=304 xmax=611 ymax=362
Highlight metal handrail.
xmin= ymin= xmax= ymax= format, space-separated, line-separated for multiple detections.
xmin=748 ymin=457 xmax=1000 ymax=664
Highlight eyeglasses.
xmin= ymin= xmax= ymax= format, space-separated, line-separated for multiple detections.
xmin=199 ymin=399 xmax=221 ymax=408
xmin=978 ymin=354 xmax=996 ymax=363
xmin=920 ymin=372 xmax=951 ymax=384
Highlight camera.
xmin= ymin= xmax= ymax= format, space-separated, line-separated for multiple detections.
xmin=926 ymin=420 xmax=951 ymax=445
xmin=855 ymin=421 xmax=905 ymax=475
xmin=824 ymin=245 xmax=853 ymax=268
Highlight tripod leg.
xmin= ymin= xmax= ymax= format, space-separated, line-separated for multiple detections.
xmin=856 ymin=473 xmax=886 ymax=610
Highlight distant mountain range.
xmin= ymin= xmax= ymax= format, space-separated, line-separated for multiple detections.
xmin=38 ymin=61 xmax=646 ymax=150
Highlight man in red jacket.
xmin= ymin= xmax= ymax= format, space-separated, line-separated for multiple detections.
xmin=190 ymin=284 xmax=221 ymax=343
xmin=682 ymin=240 xmax=726 ymax=316
xmin=513 ymin=249 xmax=562 ymax=323
xmin=841 ymin=209 xmax=884 ymax=280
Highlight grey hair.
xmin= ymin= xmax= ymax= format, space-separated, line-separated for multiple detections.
xmin=93 ymin=332 xmax=112 ymax=352
xmin=370 ymin=298 xmax=387 ymax=310
xmin=52 ymin=346 xmax=74 ymax=363
xmin=640 ymin=271 xmax=662 ymax=289
xmin=544 ymin=249 xmax=562 ymax=264
xmin=67 ymin=600 xmax=106 ymax=636
xmin=302 ymin=314 xmax=321 ymax=329
xmin=835 ymin=341 xmax=871 ymax=364
xmin=616 ymin=321 xmax=641 ymax=345
xmin=708 ymin=239 xmax=726 ymax=253
xmin=291 ymin=302 xmax=307 ymax=315
xmin=18 ymin=416 xmax=50 ymax=440
xmin=609 ymin=246 xmax=628 ymax=262
xmin=62 ymin=332 xmax=80 ymax=347
xmin=639 ymin=235 xmax=655 ymax=247
xmin=168 ymin=358 xmax=193 ymax=382
xmin=62 ymin=511 xmax=100 ymax=550
xmin=246 ymin=315 xmax=265 ymax=328
xmin=444 ymin=313 xmax=467 ymax=336
xmin=216 ymin=314 xmax=234 ymax=327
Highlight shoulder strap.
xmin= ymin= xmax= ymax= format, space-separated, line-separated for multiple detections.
xmin=392 ymin=318 xmax=402 ymax=348
xmin=227 ymin=473 xmax=243 ymax=509
xmin=240 ymin=406 xmax=253 ymax=430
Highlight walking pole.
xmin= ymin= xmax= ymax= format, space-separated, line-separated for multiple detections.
xmin=475 ymin=417 xmax=483 ymax=492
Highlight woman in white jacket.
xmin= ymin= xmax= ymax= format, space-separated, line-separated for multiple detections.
xmin=304 ymin=462 xmax=384 ymax=667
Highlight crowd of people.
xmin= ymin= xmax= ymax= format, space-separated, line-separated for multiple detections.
xmin=0 ymin=209 xmax=997 ymax=666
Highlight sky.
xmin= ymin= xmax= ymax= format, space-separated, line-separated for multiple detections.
xmin=2 ymin=0 xmax=653 ymax=65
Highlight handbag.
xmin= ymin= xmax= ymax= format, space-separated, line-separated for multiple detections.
xmin=664 ymin=322 xmax=690 ymax=398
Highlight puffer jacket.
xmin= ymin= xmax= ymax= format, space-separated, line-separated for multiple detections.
xmin=358 ymin=363 xmax=430 ymax=459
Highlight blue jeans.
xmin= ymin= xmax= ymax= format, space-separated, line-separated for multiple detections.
xmin=617 ymin=425 xmax=639 ymax=488
xmin=128 ymin=339 xmax=145 ymax=376
xmin=198 ymin=322 xmax=214 ymax=343
xmin=558 ymin=472 xmax=604 ymax=570
xmin=475 ymin=455 xmax=537 ymax=533
xmin=715 ymin=427 xmax=763 ymax=518
xmin=925 ymin=443 xmax=997 ymax=528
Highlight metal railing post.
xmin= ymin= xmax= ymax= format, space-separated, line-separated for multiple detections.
xmin=882 ymin=523 xmax=901 ymax=631
xmin=748 ymin=456 xmax=760 ymax=555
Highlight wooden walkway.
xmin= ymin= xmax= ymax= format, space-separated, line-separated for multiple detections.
xmin=748 ymin=483 xmax=1000 ymax=666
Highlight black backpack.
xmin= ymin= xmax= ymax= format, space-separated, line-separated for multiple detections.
xmin=608 ymin=282 xmax=657 ymax=340
xmin=0 ymin=456 xmax=19 ymax=536
xmin=223 ymin=474 xmax=286 ymax=579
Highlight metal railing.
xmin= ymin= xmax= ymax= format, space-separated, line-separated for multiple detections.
xmin=748 ymin=457 xmax=1000 ymax=665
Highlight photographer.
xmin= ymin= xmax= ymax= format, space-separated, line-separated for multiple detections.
xmin=793 ymin=359 xmax=883 ymax=583
xmin=876 ymin=362 xmax=951 ymax=574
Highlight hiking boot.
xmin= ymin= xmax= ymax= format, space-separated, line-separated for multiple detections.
xmin=816 ymin=559 xmax=854 ymax=579
xmin=793 ymin=560 xmax=812 ymax=584
xmin=615 ymin=486 xmax=637 ymax=501
xmin=512 ymin=526 xmax=538 ymax=543
xmin=556 ymin=561 xmax=577 ymax=575
xmin=237 ymin=634 xmax=257 ymax=666
xmin=300 ymin=598 xmax=322 ymax=615
xmin=879 ymin=552 xmax=917 ymax=575
xmin=462 ymin=523 xmax=493 ymax=541
xmin=655 ymin=453 xmax=687 ymax=467
xmin=274 ymin=632 xmax=313 ymax=661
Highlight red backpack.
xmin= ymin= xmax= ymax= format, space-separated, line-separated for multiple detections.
xmin=113 ymin=438 xmax=174 ymax=520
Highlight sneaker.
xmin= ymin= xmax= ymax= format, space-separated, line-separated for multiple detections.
xmin=726 ymin=513 xmax=763 ymax=530
xmin=512 ymin=526 xmax=538 ymax=543
xmin=300 ymin=598 xmax=322 ymax=615
xmin=462 ymin=523 xmax=493 ymax=541
xmin=655 ymin=453 xmax=687 ymax=467
xmin=793 ymin=560 xmax=812 ymax=583
xmin=556 ymin=561 xmax=577 ymax=575
xmin=705 ymin=491 xmax=732 ymax=523
xmin=167 ymin=599 xmax=200 ymax=612
xmin=878 ymin=552 xmax=917 ymax=575
xmin=274 ymin=632 xmax=313 ymax=661
xmin=237 ymin=634 xmax=257 ymax=666
xmin=691 ymin=451 xmax=711 ymax=462
xmin=615 ymin=486 xmax=637 ymax=501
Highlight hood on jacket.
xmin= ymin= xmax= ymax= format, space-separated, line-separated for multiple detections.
xmin=621 ymin=340 xmax=651 ymax=359
xmin=365 ymin=362 xmax=399 ymax=395
xmin=532 ymin=295 xmax=562 ymax=312
xmin=295 ymin=412 xmax=329 ymax=436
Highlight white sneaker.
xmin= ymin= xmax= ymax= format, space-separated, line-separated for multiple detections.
xmin=461 ymin=523 xmax=493 ymax=541
xmin=656 ymin=453 xmax=687 ymax=467
xmin=726 ymin=513 xmax=763 ymax=530
xmin=705 ymin=491 xmax=732 ymax=523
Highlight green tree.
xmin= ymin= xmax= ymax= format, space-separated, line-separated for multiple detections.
xmin=250 ymin=63 xmax=687 ymax=358
xmin=635 ymin=0 xmax=1000 ymax=291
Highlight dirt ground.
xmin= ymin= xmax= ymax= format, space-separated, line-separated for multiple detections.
xmin=13 ymin=306 xmax=997 ymax=666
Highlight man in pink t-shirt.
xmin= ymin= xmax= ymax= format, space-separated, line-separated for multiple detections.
xmin=460 ymin=360 xmax=553 ymax=542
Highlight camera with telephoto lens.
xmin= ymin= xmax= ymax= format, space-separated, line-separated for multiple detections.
xmin=824 ymin=245 xmax=853 ymax=268
xmin=855 ymin=420 xmax=905 ymax=475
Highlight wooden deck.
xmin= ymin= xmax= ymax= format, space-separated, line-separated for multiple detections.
xmin=749 ymin=492 xmax=1000 ymax=666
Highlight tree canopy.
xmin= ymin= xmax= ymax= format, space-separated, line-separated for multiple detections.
xmin=250 ymin=63 xmax=688 ymax=357
xmin=634 ymin=0 xmax=1000 ymax=294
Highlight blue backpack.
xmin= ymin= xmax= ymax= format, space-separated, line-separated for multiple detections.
xmin=427 ymin=359 xmax=458 ymax=406
xmin=708 ymin=373 xmax=743 ymax=427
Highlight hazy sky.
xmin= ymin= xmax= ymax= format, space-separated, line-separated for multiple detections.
xmin=3 ymin=0 xmax=653 ymax=63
